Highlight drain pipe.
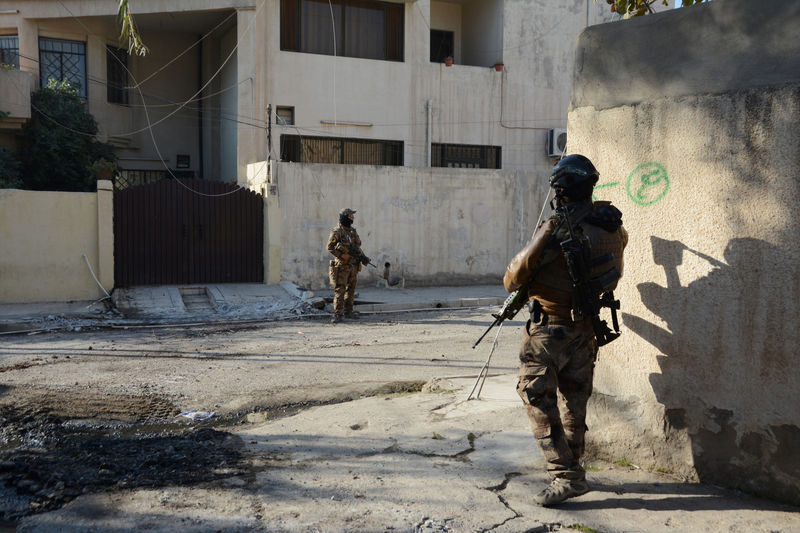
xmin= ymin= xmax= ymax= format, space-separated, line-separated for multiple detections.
xmin=425 ymin=100 xmax=432 ymax=167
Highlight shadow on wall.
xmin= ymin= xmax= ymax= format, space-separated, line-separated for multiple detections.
xmin=623 ymin=236 xmax=800 ymax=505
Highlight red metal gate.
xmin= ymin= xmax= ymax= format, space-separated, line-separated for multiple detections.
xmin=114 ymin=179 xmax=264 ymax=286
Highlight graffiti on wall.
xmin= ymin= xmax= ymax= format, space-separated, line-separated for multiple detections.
xmin=593 ymin=162 xmax=670 ymax=207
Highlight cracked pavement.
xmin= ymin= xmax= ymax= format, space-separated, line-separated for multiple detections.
xmin=17 ymin=375 xmax=800 ymax=532
xmin=4 ymin=310 xmax=799 ymax=532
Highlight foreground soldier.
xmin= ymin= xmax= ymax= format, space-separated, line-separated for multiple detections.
xmin=504 ymin=155 xmax=628 ymax=506
xmin=327 ymin=208 xmax=370 ymax=323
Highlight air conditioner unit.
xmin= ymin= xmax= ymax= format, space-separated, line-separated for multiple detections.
xmin=546 ymin=128 xmax=567 ymax=157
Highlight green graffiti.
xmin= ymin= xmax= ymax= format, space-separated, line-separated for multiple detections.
xmin=592 ymin=182 xmax=619 ymax=202
xmin=626 ymin=162 xmax=669 ymax=206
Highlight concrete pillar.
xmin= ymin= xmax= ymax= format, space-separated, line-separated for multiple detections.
xmin=236 ymin=6 xmax=258 ymax=185
xmin=96 ymin=180 xmax=114 ymax=292
xmin=18 ymin=17 xmax=38 ymax=80
xmin=247 ymin=161 xmax=281 ymax=284
xmin=262 ymin=162 xmax=281 ymax=284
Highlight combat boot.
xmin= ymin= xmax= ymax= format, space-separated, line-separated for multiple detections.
xmin=330 ymin=314 xmax=343 ymax=324
xmin=345 ymin=311 xmax=360 ymax=320
xmin=533 ymin=477 xmax=589 ymax=507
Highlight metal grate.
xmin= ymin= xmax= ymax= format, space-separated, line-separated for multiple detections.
xmin=39 ymin=37 xmax=87 ymax=97
xmin=432 ymin=143 xmax=501 ymax=169
xmin=280 ymin=134 xmax=403 ymax=166
xmin=0 ymin=35 xmax=19 ymax=68
xmin=114 ymin=170 xmax=195 ymax=190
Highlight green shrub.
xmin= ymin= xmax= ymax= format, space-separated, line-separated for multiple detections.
xmin=0 ymin=145 xmax=21 ymax=188
xmin=17 ymin=79 xmax=117 ymax=192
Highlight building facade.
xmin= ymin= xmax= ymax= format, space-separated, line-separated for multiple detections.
xmin=0 ymin=0 xmax=614 ymax=187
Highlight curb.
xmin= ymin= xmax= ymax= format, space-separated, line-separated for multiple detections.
xmin=355 ymin=297 xmax=504 ymax=313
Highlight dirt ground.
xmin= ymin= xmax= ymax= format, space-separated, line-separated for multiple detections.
xmin=2 ymin=309 xmax=799 ymax=532
xmin=0 ymin=309 xmax=520 ymax=525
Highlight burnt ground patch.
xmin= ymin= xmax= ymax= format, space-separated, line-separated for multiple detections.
xmin=0 ymin=389 xmax=251 ymax=523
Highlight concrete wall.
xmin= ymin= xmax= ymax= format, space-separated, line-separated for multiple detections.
xmin=0 ymin=68 xmax=33 ymax=127
xmin=568 ymin=0 xmax=800 ymax=505
xmin=0 ymin=181 xmax=114 ymax=303
xmin=268 ymin=161 xmax=542 ymax=289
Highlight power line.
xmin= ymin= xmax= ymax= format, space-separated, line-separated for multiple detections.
xmin=53 ymin=0 xmax=266 ymax=197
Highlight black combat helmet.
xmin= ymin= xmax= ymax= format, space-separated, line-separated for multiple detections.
xmin=549 ymin=154 xmax=599 ymax=201
xmin=339 ymin=208 xmax=356 ymax=227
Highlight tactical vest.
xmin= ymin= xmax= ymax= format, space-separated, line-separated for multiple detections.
xmin=530 ymin=202 xmax=627 ymax=320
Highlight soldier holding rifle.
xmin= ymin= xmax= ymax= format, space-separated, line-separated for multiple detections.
xmin=327 ymin=208 xmax=372 ymax=324
xmin=503 ymin=155 xmax=628 ymax=506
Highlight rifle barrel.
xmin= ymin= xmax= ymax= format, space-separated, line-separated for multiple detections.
xmin=472 ymin=318 xmax=500 ymax=349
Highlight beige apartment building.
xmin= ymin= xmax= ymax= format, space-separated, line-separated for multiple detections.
xmin=0 ymin=0 xmax=614 ymax=187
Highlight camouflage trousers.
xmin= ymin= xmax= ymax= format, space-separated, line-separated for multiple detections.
xmin=332 ymin=263 xmax=359 ymax=316
xmin=516 ymin=316 xmax=597 ymax=480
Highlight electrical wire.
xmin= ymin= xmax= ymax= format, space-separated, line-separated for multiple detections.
xmin=54 ymin=0 xmax=266 ymax=197
xmin=123 ymin=10 xmax=237 ymax=90
xmin=16 ymin=1 xmax=575 ymax=187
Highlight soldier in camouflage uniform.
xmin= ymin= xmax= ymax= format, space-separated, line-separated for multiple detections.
xmin=504 ymin=155 xmax=628 ymax=506
xmin=327 ymin=208 xmax=370 ymax=324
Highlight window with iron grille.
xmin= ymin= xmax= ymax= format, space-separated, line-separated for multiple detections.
xmin=0 ymin=35 xmax=19 ymax=68
xmin=432 ymin=143 xmax=501 ymax=169
xmin=280 ymin=134 xmax=403 ymax=166
xmin=39 ymin=37 xmax=87 ymax=97
xmin=106 ymin=45 xmax=129 ymax=105
xmin=281 ymin=0 xmax=404 ymax=62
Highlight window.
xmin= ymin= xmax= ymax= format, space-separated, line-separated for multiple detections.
xmin=280 ymin=134 xmax=403 ymax=166
xmin=0 ymin=35 xmax=19 ymax=68
xmin=276 ymin=106 xmax=295 ymax=125
xmin=106 ymin=45 xmax=129 ymax=105
xmin=430 ymin=29 xmax=453 ymax=63
xmin=432 ymin=143 xmax=501 ymax=169
xmin=39 ymin=37 xmax=87 ymax=97
xmin=281 ymin=0 xmax=404 ymax=62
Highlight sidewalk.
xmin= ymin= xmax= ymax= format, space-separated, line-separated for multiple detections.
xmin=0 ymin=283 xmax=507 ymax=334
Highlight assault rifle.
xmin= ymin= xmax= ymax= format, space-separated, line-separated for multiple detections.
xmin=471 ymin=287 xmax=530 ymax=349
xmin=349 ymin=243 xmax=377 ymax=268
xmin=472 ymin=203 xmax=621 ymax=349
xmin=557 ymin=204 xmax=621 ymax=346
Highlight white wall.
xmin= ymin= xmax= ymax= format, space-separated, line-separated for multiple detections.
xmin=271 ymin=161 xmax=541 ymax=289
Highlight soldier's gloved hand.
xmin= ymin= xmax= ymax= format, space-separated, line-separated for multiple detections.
xmin=361 ymin=255 xmax=371 ymax=266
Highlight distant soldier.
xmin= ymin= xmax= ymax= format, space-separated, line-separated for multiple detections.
xmin=327 ymin=208 xmax=370 ymax=323
xmin=504 ymin=154 xmax=628 ymax=506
